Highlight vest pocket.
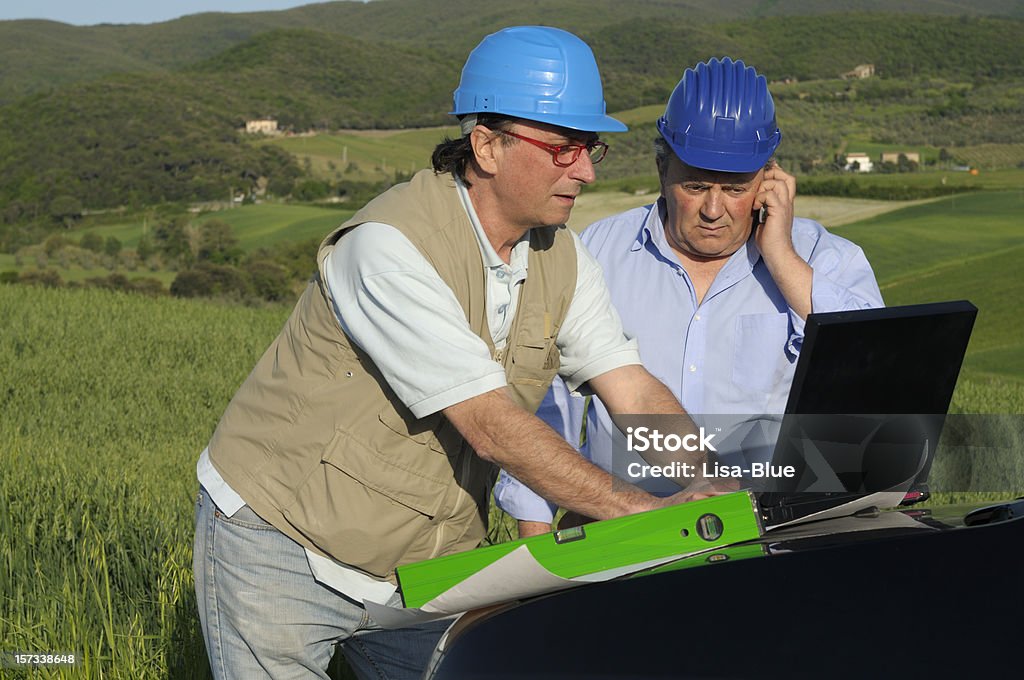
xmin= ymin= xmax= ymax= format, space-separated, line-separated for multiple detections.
xmin=508 ymin=348 xmax=557 ymax=386
xmin=298 ymin=414 xmax=480 ymax=576
xmin=321 ymin=410 xmax=452 ymax=518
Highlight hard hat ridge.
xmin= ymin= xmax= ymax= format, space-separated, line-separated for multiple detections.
xmin=657 ymin=56 xmax=781 ymax=173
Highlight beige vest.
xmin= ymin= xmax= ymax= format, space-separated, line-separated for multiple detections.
xmin=209 ymin=170 xmax=577 ymax=579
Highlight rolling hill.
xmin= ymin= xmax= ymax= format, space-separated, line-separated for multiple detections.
xmin=1 ymin=2 xmax=1022 ymax=249
xmin=1 ymin=0 xmax=1023 ymax=104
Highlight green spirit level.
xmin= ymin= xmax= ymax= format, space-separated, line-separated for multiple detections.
xmin=397 ymin=490 xmax=763 ymax=608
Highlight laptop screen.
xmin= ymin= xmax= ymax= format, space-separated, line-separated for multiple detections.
xmin=761 ymin=300 xmax=977 ymax=501
xmin=785 ymin=300 xmax=978 ymax=416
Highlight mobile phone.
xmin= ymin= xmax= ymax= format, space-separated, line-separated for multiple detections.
xmin=755 ymin=206 xmax=767 ymax=227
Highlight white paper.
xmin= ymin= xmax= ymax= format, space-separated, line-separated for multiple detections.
xmin=765 ymin=490 xmax=907 ymax=530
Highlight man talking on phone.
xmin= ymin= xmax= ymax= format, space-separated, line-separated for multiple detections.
xmin=497 ymin=57 xmax=885 ymax=536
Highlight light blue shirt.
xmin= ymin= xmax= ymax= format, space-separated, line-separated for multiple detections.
xmin=494 ymin=200 xmax=884 ymax=522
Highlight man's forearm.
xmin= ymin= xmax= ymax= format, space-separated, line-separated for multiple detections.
xmin=589 ymin=365 xmax=708 ymax=474
xmin=762 ymin=247 xmax=813 ymax=320
xmin=444 ymin=388 xmax=663 ymax=521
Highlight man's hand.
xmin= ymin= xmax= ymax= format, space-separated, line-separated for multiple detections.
xmin=752 ymin=160 xmax=797 ymax=255
xmin=541 ymin=477 xmax=739 ymax=534
xmin=658 ymin=476 xmax=740 ymax=506
xmin=752 ymin=161 xmax=812 ymax=319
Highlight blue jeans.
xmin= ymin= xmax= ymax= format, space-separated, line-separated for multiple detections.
xmin=193 ymin=487 xmax=450 ymax=679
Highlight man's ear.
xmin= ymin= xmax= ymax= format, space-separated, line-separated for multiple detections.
xmin=469 ymin=126 xmax=500 ymax=175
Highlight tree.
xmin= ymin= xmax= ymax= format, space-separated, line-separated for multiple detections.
xmin=170 ymin=263 xmax=251 ymax=300
xmin=152 ymin=217 xmax=194 ymax=266
xmin=48 ymin=195 xmax=83 ymax=229
xmin=245 ymin=260 xmax=292 ymax=302
xmin=136 ymin=233 xmax=156 ymax=261
xmin=104 ymin=236 xmax=122 ymax=258
xmin=43 ymin=233 xmax=69 ymax=256
xmin=197 ymin=219 xmax=242 ymax=264
xmin=80 ymin=232 xmax=104 ymax=252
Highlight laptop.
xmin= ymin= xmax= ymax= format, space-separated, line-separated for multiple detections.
xmin=751 ymin=300 xmax=978 ymax=525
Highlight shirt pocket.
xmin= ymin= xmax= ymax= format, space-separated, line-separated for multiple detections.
xmin=731 ymin=312 xmax=791 ymax=394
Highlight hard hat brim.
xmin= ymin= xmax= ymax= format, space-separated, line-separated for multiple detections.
xmin=452 ymin=109 xmax=627 ymax=134
xmin=658 ymin=116 xmax=780 ymax=173
xmin=672 ymin=145 xmax=776 ymax=174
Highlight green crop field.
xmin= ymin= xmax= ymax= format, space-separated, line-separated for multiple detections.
xmin=1 ymin=279 xmax=1020 ymax=678
xmin=814 ymin=167 xmax=1024 ymax=192
xmin=0 ymin=286 xmax=289 ymax=678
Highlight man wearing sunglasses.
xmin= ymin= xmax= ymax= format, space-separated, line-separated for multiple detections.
xmin=194 ymin=26 xmax=723 ymax=680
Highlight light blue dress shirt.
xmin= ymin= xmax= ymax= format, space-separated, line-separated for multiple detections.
xmin=494 ymin=200 xmax=884 ymax=522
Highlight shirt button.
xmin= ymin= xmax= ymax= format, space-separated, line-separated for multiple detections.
xmin=496 ymin=270 xmax=507 ymax=280
xmin=689 ymin=365 xmax=697 ymax=372
xmin=694 ymin=314 xmax=701 ymax=321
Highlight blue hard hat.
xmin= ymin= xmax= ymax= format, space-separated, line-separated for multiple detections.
xmin=452 ymin=26 xmax=627 ymax=133
xmin=657 ymin=57 xmax=781 ymax=173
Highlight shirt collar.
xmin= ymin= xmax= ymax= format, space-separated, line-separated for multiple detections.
xmin=631 ymin=199 xmax=661 ymax=252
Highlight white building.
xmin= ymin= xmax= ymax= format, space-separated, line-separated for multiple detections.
xmin=245 ymin=119 xmax=279 ymax=135
xmin=844 ymin=152 xmax=873 ymax=173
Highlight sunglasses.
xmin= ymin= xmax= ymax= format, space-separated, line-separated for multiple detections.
xmin=496 ymin=129 xmax=609 ymax=167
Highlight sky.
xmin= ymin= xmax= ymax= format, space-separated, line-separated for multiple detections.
xmin=0 ymin=1 xmax=340 ymax=26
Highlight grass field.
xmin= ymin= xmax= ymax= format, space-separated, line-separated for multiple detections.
xmin=0 ymin=204 xmax=357 ymax=286
xmin=0 ymin=287 xmax=288 ymax=679
xmin=261 ymin=127 xmax=458 ymax=183
xmin=81 ymin=203 xmax=356 ymax=252
xmin=833 ymin=190 xmax=1024 ymax=382
xmin=567 ymin=191 xmax=945 ymax=233
xmin=5 ymin=187 xmax=961 ymax=289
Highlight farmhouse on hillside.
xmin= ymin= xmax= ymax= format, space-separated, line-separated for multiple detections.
xmin=881 ymin=151 xmax=921 ymax=164
xmin=844 ymin=152 xmax=873 ymax=172
xmin=842 ymin=64 xmax=875 ymax=79
xmin=244 ymin=119 xmax=279 ymax=135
